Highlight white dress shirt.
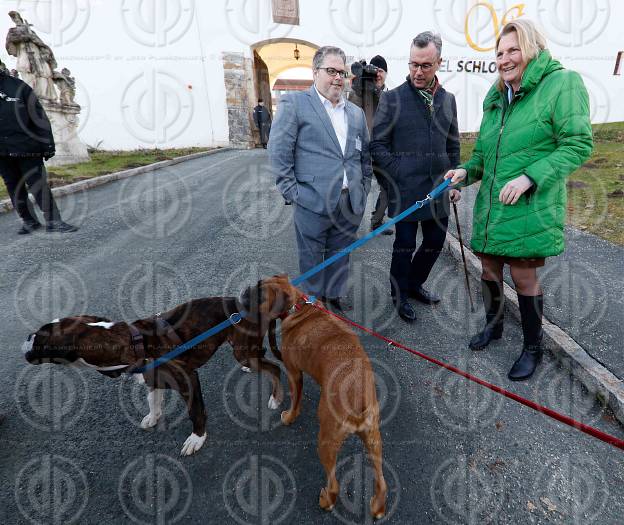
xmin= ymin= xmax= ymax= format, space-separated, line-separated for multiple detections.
xmin=315 ymin=86 xmax=349 ymax=189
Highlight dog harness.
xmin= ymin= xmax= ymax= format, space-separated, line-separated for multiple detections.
xmin=127 ymin=316 xmax=184 ymax=372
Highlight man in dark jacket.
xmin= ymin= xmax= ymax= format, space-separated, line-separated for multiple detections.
xmin=0 ymin=66 xmax=77 ymax=233
xmin=348 ymin=55 xmax=393 ymax=235
xmin=253 ymin=99 xmax=272 ymax=148
xmin=371 ymin=32 xmax=460 ymax=322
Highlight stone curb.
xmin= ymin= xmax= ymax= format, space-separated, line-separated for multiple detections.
xmin=0 ymin=148 xmax=233 ymax=214
xmin=446 ymin=233 xmax=624 ymax=426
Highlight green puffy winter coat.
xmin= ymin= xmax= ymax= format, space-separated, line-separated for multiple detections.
xmin=462 ymin=50 xmax=593 ymax=258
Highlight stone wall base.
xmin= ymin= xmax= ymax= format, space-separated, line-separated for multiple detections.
xmin=43 ymin=101 xmax=90 ymax=166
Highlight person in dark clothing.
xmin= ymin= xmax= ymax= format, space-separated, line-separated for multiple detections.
xmin=348 ymin=54 xmax=393 ymax=235
xmin=253 ymin=99 xmax=272 ymax=148
xmin=0 ymin=66 xmax=77 ymax=234
xmin=370 ymin=32 xmax=460 ymax=323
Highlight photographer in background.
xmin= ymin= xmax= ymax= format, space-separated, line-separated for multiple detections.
xmin=348 ymin=55 xmax=393 ymax=235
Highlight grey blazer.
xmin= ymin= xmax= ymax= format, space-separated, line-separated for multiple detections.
xmin=268 ymin=86 xmax=373 ymax=216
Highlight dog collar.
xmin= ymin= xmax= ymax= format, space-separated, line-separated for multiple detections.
xmin=72 ymin=358 xmax=129 ymax=372
xmin=279 ymin=295 xmax=316 ymax=320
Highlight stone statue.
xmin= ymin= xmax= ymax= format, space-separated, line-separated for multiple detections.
xmin=3 ymin=11 xmax=90 ymax=165
xmin=53 ymin=67 xmax=78 ymax=106
xmin=6 ymin=11 xmax=58 ymax=101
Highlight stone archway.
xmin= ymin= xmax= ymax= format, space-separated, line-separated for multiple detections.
xmin=222 ymin=38 xmax=318 ymax=148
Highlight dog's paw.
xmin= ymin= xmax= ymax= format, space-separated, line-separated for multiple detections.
xmin=319 ymin=487 xmax=335 ymax=511
xmin=180 ymin=432 xmax=206 ymax=456
xmin=267 ymin=395 xmax=281 ymax=410
xmin=280 ymin=409 xmax=298 ymax=425
xmin=140 ymin=413 xmax=160 ymax=429
xmin=240 ymin=366 xmax=251 ymax=373
xmin=370 ymin=495 xmax=386 ymax=519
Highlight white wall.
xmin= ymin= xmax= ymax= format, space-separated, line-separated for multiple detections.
xmin=1 ymin=0 xmax=622 ymax=149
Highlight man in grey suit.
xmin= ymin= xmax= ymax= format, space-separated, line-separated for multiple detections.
xmin=269 ymin=46 xmax=373 ymax=312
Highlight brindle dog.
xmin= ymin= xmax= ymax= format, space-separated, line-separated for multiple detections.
xmin=23 ymin=297 xmax=282 ymax=455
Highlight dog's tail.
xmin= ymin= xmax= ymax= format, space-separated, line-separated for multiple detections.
xmin=268 ymin=319 xmax=283 ymax=361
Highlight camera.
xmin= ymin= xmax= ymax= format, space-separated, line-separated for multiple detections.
xmin=350 ymin=59 xmax=379 ymax=97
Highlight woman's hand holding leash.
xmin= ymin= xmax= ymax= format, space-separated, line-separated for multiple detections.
xmin=444 ymin=168 xmax=467 ymax=186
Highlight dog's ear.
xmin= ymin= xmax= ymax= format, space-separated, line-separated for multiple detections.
xmin=236 ymin=281 xmax=265 ymax=324
xmin=265 ymin=283 xmax=287 ymax=318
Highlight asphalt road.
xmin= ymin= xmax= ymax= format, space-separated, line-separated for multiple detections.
xmin=1 ymin=149 xmax=623 ymax=524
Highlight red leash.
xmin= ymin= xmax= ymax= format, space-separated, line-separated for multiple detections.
xmin=307 ymin=301 xmax=624 ymax=452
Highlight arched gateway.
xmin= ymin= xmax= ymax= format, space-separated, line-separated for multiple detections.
xmin=223 ymin=38 xmax=318 ymax=148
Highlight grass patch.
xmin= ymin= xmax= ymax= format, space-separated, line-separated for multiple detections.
xmin=459 ymin=122 xmax=624 ymax=245
xmin=0 ymin=147 xmax=214 ymax=200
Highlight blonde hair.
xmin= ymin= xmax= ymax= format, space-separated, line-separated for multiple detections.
xmin=496 ymin=19 xmax=547 ymax=90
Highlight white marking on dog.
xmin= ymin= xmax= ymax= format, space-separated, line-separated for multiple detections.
xmin=180 ymin=432 xmax=207 ymax=456
xmin=70 ymin=358 xmax=129 ymax=371
xmin=87 ymin=321 xmax=115 ymax=329
xmin=21 ymin=335 xmax=35 ymax=354
xmin=140 ymin=389 xmax=164 ymax=429
xmin=241 ymin=366 xmax=251 ymax=373
xmin=268 ymin=395 xmax=280 ymax=410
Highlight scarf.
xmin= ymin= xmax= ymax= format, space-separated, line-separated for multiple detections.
xmin=416 ymin=76 xmax=439 ymax=114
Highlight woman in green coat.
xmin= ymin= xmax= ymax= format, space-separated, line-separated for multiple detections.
xmin=446 ymin=19 xmax=593 ymax=381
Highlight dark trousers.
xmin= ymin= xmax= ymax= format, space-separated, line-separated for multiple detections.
xmin=390 ymin=216 xmax=449 ymax=299
xmin=370 ymin=168 xmax=389 ymax=226
xmin=0 ymin=156 xmax=60 ymax=223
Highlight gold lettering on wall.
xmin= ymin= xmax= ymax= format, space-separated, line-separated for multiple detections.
xmin=464 ymin=2 xmax=525 ymax=52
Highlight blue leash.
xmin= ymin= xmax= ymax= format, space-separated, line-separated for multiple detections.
xmin=134 ymin=313 xmax=245 ymax=373
xmin=133 ymin=179 xmax=451 ymax=374
xmin=292 ymin=179 xmax=451 ymax=286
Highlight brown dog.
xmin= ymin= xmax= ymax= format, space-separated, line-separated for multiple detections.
xmin=22 ymin=297 xmax=282 ymax=455
xmin=241 ymin=275 xmax=387 ymax=518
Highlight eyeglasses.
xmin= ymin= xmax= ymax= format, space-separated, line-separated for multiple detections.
xmin=408 ymin=62 xmax=434 ymax=72
xmin=318 ymin=67 xmax=349 ymax=78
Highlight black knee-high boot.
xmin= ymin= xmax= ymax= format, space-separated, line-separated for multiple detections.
xmin=508 ymin=294 xmax=544 ymax=381
xmin=469 ymin=279 xmax=504 ymax=350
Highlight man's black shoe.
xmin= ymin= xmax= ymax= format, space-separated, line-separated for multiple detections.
xmin=327 ymin=297 xmax=352 ymax=312
xmin=371 ymin=221 xmax=393 ymax=235
xmin=46 ymin=220 xmax=78 ymax=233
xmin=397 ymin=300 xmax=416 ymax=323
xmin=408 ymin=285 xmax=440 ymax=305
xmin=18 ymin=220 xmax=42 ymax=235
